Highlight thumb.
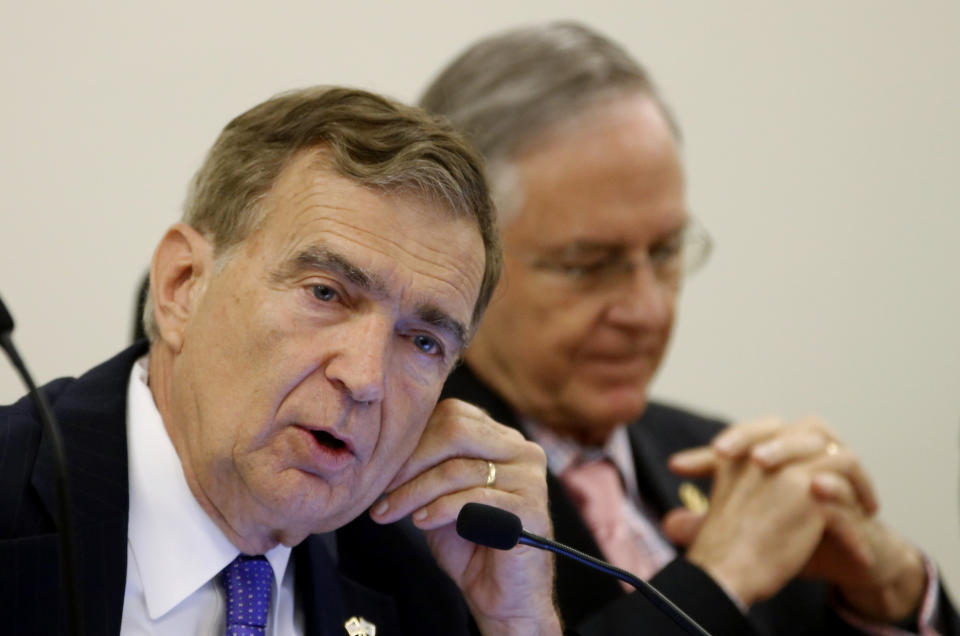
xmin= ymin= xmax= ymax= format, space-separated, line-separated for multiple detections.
xmin=662 ymin=507 xmax=706 ymax=546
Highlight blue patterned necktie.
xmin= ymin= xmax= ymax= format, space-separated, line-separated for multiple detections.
xmin=221 ymin=555 xmax=274 ymax=635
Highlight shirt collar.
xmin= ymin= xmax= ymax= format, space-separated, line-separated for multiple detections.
xmin=126 ymin=354 xmax=292 ymax=619
xmin=522 ymin=418 xmax=642 ymax=502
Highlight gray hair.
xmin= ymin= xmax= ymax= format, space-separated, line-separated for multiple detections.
xmin=419 ymin=21 xmax=678 ymax=222
xmin=144 ymin=86 xmax=500 ymax=341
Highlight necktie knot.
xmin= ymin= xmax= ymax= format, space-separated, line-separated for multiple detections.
xmin=561 ymin=459 xmax=627 ymax=540
xmin=221 ymin=555 xmax=273 ymax=635
xmin=560 ymin=457 xmax=672 ymax=583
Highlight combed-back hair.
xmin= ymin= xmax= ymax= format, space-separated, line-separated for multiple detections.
xmin=144 ymin=86 xmax=500 ymax=341
xmin=419 ymin=21 xmax=678 ymax=221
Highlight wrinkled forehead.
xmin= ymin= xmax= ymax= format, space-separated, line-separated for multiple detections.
xmin=217 ymin=146 xmax=473 ymax=254
xmin=251 ymin=152 xmax=485 ymax=322
xmin=494 ymin=93 xmax=682 ymax=229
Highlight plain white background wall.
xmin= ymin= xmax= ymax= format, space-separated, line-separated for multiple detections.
xmin=2 ymin=1 xmax=957 ymax=595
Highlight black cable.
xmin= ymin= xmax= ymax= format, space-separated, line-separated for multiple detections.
xmin=1 ymin=297 xmax=83 ymax=636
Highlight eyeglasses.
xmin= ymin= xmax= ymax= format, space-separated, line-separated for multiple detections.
xmin=514 ymin=217 xmax=713 ymax=290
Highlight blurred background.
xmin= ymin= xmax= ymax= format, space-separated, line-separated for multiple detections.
xmin=1 ymin=0 xmax=957 ymax=593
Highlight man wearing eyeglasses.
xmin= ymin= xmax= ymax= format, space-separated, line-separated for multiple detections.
xmin=426 ymin=22 xmax=958 ymax=635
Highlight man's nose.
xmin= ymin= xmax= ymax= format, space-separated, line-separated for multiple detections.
xmin=603 ymin=260 xmax=673 ymax=329
xmin=325 ymin=314 xmax=390 ymax=404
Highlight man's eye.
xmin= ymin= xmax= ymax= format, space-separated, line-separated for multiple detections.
xmin=650 ymin=241 xmax=683 ymax=265
xmin=412 ymin=334 xmax=442 ymax=356
xmin=312 ymin=285 xmax=339 ymax=302
xmin=556 ymin=260 xmax=610 ymax=277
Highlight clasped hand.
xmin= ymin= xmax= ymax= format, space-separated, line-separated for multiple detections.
xmin=667 ymin=416 xmax=926 ymax=623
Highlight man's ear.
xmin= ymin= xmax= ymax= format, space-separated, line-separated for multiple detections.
xmin=148 ymin=223 xmax=215 ymax=353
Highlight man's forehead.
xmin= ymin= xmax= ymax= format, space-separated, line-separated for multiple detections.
xmin=252 ymin=149 xmax=484 ymax=310
xmin=517 ymin=211 xmax=688 ymax=252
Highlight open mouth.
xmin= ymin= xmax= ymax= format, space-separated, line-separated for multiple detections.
xmin=311 ymin=429 xmax=347 ymax=451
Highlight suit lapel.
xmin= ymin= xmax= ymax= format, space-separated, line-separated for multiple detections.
xmin=627 ymin=421 xmax=686 ymax=516
xmin=626 ymin=403 xmax=719 ymax=519
xmin=296 ymin=533 xmax=401 ymax=636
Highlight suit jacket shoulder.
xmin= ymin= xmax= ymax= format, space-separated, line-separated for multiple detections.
xmin=0 ymin=344 xmax=478 ymax=635
xmin=0 ymin=343 xmax=143 ymax=634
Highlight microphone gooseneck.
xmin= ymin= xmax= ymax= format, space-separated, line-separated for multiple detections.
xmin=0 ymin=294 xmax=14 ymax=335
xmin=0 ymin=294 xmax=83 ymax=636
xmin=456 ymin=502 xmax=712 ymax=636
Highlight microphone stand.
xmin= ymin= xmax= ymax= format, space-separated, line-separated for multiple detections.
xmin=519 ymin=530 xmax=711 ymax=636
xmin=0 ymin=296 xmax=83 ymax=636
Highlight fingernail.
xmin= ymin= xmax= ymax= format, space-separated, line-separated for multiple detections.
xmin=752 ymin=443 xmax=776 ymax=465
xmin=413 ymin=508 xmax=428 ymax=521
xmin=372 ymin=499 xmax=389 ymax=516
xmin=713 ymin=434 xmax=740 ymax=455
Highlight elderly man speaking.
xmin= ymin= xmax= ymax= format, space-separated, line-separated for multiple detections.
xmin=0 ymin=87 xmax=560 ymax=635
xmin=426 ymin=22 xmax=959 ymax=636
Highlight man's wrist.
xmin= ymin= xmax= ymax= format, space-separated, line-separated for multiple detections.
xmin=836 ymin=542 xmax=926 ymax=623
xmin=474 ymin=612 xmax=564 ymax=636
xmin=685 ymin=546 xmax=762 ymax=609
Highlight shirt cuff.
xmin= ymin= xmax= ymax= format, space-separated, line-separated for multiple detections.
xmin=831 ymin=554 xmax=943 ymax=636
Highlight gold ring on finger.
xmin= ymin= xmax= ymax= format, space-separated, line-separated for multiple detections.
xmin=484 ymin=461 xmax=497 ymax=487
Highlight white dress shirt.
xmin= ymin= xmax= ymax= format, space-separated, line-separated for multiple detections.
xmin=120 ymin=355 xmax=302 ymax=635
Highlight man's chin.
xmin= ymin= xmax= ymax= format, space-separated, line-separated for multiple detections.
xmin=564 ymin=385 xmax=648 ymax=434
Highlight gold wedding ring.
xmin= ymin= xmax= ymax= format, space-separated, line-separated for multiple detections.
xmin=825 ymin=441 xmax=840 ymax=456
xmin=484 ymin=461 xmax=497 ymax=487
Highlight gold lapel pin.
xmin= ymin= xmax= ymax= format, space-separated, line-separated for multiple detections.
xmin=344 ymin=616 xmax=376 ymax=636
xmin=678 ymin=482 xmax=709 ymax=514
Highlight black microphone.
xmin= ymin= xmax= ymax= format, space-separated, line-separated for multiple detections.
xmin=457 ymin=503 xmax=711 ymax=636
xmin=0 ymin=294 xmax=83 ymax=636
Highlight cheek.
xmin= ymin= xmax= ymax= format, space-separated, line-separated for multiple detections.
xmin=498 ymin=294 xmax=603 ymax=366
xmin=375 ymin=381 xmax=437 ymax=464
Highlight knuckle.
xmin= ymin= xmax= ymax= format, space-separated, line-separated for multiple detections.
xmin=502 ymin=425 xmax=526 ymax=443
xmin=475 ymin=486 xmax=495 ymax=504
xmin=781 ymin=464 xmax=812 ymax=489
xmin=437 ymin=457 xmax=466 ymax=482
xmin=525 ymin=440 xmax=548 ymax=468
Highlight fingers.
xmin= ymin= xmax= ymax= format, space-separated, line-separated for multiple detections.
xmin=679 ymin=415 xmax=879 ymax=515
xmin=819 ymin=502 xmax=876 ymax=570
xmin=373 ymin=454 xmax=539 ymax=524
xmin=811 ymin=471 xmax=858 ymax=507
xmin=370 ymin=398 xmax=548 ymax=530
xmin=668 ymin=445 xmax=718 ymax=476
xmin=402 ymin=486 xmax=532 ymax=531
xmin=386 ymin=398 xmax=527 ymax=490
xmin=750 ymin=427 xmax=833 ymax=468
xmin=805 ymin=447 xmax=879 ymax=515
xmin=661 ymin=507 xmax=705 ymax=546
xmin=712 ymin=416 xmax=786 ymax=457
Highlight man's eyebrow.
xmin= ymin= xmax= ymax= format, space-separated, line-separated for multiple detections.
xmin=545 ymin=241 xmax=625 ymax=258
xmin=546 ymin=222 xmax=689 ymax=257
xmin=277 ymin=246 xmax=469 ymax=352
xmin=276 ymin=246 xmax=387 ymax=297
xmin=416 ymin=305 xmax=468 ymax=355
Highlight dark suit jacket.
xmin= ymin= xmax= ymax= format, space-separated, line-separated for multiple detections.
xmin=0 ymin=343 xmax=476 ymax=635
xmin=441 ymin=363 xmax=959 ymax=636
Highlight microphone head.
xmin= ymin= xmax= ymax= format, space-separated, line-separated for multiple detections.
xmin=456 ymin=502 xmax=523 ymax=550
xmin=0 ymin=294 xmax=13 ymax=336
